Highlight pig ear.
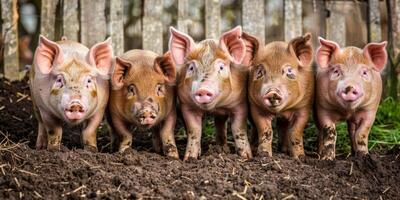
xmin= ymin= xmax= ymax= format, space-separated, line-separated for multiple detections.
xmin=88 ymin=38 xmax=114 ymax=76
xmin=169 ymin=27 xmax=195 ymax=65
xmin=316 ymin=37 xmax=341 ymax=69
xmin=288 ymin=33 xmax=313 ymax=67
xmin=241 ymin=32 xmax=260 ymax=66
xmin=112 ymin=57 xmax=132 ymax=90
xmin=219 ymin=26 xmax=246 ymax=65
xmin=363 ymin=41 xmax=388 ymax=72
xmin=34 ymin=35 xmax=63 ymax=74
xmin=155 ymin=52 xmax=176 ymax=83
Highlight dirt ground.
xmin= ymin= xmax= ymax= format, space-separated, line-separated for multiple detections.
xmin=1 ymin=77 xmax=400 ymax=199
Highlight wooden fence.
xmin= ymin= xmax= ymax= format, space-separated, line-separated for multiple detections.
xmin=1 ymin=0 xmax=400 ymax=98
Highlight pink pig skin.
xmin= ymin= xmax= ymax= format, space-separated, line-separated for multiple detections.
xmin=30 ymin=35 xmax=113 ymax=151
xmin=315 ymin=37 xmax=387 ymax=160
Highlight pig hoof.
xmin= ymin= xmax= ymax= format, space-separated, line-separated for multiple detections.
xmin=238 ymin=149 xmax=253 ymax=159
xmin=166 ymin=151 xmax=179 ymax=159
xmin=257 ymin=145 xmax=272 ymax=157
xmin=47 ymin=145 xmax=61 ymax=151
xmin=118 ymin=145 xmax=131 ymax=153
xmin=354 ymin=151 xmax=368 ymax=158
xmin=84 ymin=145 xmax=98 ymax=153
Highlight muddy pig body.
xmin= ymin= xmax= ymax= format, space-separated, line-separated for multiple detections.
xmin=30 ymin=36 xmax=113 ymax=151
xmin=315 ymin=38 xmax=387 ymax=160
xmin=244 ymin=33 xmax=314 ymax=158
xmin=169 ymin=26 xmax=252 ymax=160
xmin=108 ymin=50 xmax=178 ymax=158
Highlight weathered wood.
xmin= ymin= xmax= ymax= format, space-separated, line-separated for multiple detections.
xmin=40 ymin=0 xmax=59 ymax=40
xmin=109 ymin=0 xmax=124 ymax=56
xmin=369 ymin=0 xmax=382 ymax=42
xmin=177 ymin=0 xmax=189 ymax=34
xmin=205 ymin=0 xmax=220 ymax=39
xmin=302 ymin=0 xmax=326 ymax=47
xmin=242 ymin=0 xmax=265 ymax=43
xmin=326 ymin=1 xmax=346 ymax=47
xmin=142 ymin=0 xmax=163 ymax=55
xmin=63 ymin=0 xmax=79 ymax=41
xmin=265 ymin=0 xmax=284 ymax=42
xmin=284 ymin=0 xmax=302 ymax=41
xmin=1 ymin=0 xmax=19 ymax=80
xmin=80 ymin=0 xmax=107 ymax=47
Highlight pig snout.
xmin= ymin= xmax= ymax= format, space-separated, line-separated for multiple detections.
xmin=64 ymin=100 xmax=86 ymax=120
xmin=138 ymin=108 xmax=157 ymax=125
xmin=194 ymin=88 xmax=216 ymax=104
xmin=339 ymin=85 xmax=363 ymax=102
xmin=263 ymin=89 xmax=283 ymax=107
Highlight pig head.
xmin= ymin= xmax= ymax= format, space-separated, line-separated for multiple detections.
xmin=169 ymin=26 xmax=252 ymax=160
xmin=315 ymin=37 xmax=387 ymax=160
xmin=245 ymin=33 xmax=314 ymax=158
xmin=30 ymin=35 xmax=113 ymax=151
xmin=108 ymin=50 xmax=178 ymax=158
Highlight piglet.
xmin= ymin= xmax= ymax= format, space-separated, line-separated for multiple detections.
xmin=169 ymin=26 xmax=252 ymax=160
xmin=244 ymin=33 xmax=314 ymax=158
xmin=108 ymin=50 xmax=179 ymax=158
xmin=315 ymin=38 xmax=387 ymax=160
xmin=30 ymin=36 xmax=113 ymax=151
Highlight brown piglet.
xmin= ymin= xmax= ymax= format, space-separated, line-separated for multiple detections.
xmin=315 ymin=38 xmax=387 ymax=160
xmin=244 ymin=33 xmax=314 ymax=158
xmin=169 ymin=26 xmax=252 ymax=160
xmin=30 ymin=36 xmax=113 ymax=151
xmin=108 ymin=50 xmax=179 ymax=158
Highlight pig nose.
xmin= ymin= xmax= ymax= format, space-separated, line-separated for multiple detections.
xmin=340 ymin=85 xmax=362 ymax=102
xmin=139 ymin=108 xmax=157 ymax=125
xmin=194 ymin=88 xmax=215 ymax=104
xmin=264 ymin=90 xmax=283 ymax=107
xmin=64 ymin=101 xmax=85 ymax=120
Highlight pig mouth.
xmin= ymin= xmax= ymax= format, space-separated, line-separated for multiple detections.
xmin=263 ymin=89 xmax=283 ymax=108
xmin=136 ymin=108 xmax=158 ymax=127
xmin=64 ymin=103 xmax=86 ymax=121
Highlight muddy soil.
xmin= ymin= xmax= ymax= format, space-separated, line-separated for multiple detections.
xmin=1 ymin=77 xmax=400 ymax=199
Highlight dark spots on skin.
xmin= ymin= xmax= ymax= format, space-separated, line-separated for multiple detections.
xmin=127 ymin=141 xmax=132 ymax=146
xmin=235 ymin=135 xmax=239 ymax=140
xmin=324 ymin=144 xmax=335 ymax=151
xmin=91 ymin=90 xmax=97 ymax=97
xmin=361 ymin=134 xmax=367 ymax=139
xmin=291 ymin=139 xmax=301 ymax=146
xmin=322 ymin=126 xmax=336 ymax=140
xmin=264 ymin=130 xmax=272 ymax=141
xmin=163 ymin=144 xmax=177 ymax=154
xmin=48 ymin=130 xmax=55 ymax=135
xmin=148 ymin=98 xmax=153 ymax=103
xmin=357 ymin=140 xmax=366 ymax=146
xmin=50 ymin=89 xmax=59 ymax=96
xmin=190 ymin=135 xmax=196 ymax=140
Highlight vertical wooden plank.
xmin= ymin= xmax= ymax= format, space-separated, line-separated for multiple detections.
xmin=242 ymin=0 xmax=265 ymax=43
xmin=142 ymin=0 xmax=163 ymax=55
xmin=284 ymin=0 xmax=302 ymax=41
xmin=1 ymin=0 xmax=19 ymax=80
xmin=177 ymin=0 xmax=189 ymax=33
xmin=265 ymin=0 xmax=284 ymax=42
xmin=40 ymin=0 xmax=59 ymax=40
xmin=205 ymin=0 xmax=220 ymax=39
xmin=369 ymin=0 xmax=382 ymax=42
xmin=302 ymin=0 xmax=326 ymax=48
xmin=80 ymin=0 xmax=107 ymax=47
xmin=63 ymin=0 xmax=79 ymax=41
xmin=109 ymin=0 xmax=124 ymax=56
xmin=326 ymin=1 xmax=346 ymax=47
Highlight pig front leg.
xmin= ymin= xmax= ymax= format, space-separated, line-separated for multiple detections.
xmin=181 ymin=104 xmax=203 ymax=161
xmin=214 ymin=115 xmax=229 ymax=148
xmin=40 ymin=112 xmax=63 ymax=151
xmin=36 ymin=121 xmax=48 ymax=149
xmin=349 ymin=111 xmax=376 ymax=156
xmin=317 ymin=109 xmax=337 ymax=160
xmin=81 ymin=110 xmax=105 ymax=152
xmin=231 ymin=103 xmax=252 ymax=159
xmin=157 ymin=109 xmax=179 ymax=158
xmin=287 ymin=108 xmax=310 ymax=158
xmin=250 ymin=103 xmax=273 ymax=157
xmin=111 ymin=115 xmax=133 ymax=153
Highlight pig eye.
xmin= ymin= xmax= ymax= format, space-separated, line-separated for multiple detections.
xmin=330 ymin=66 xmax=342 ymax=79
xmin=54 ymin=75 xmax=64 ymax=88
xmin=254 ymin=65 xmax=265 ymax=80
xmin=128 ymin=84 xmax=136 ymax=95
xmin=188 ymin=62 xmax=195 ymax=72
xmin=285 ymin=67 xmax=296 ymax=79
xmin=218 ymin=62 xmax=225 ymax=71
xmin=156 ymin=84 xmax=165 ymax=96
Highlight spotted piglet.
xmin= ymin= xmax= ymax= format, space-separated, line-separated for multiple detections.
xmin=169 ymin=26 xmax=252 ymax=160
xmin=108 ymin=50 xmax=179 ymax=158
xmin=315 ymin=38 xmax=387 ymax=160
xmin=30 ymin=36 xmax=113 ymax=151
xmin=243 ymin=33 xmax=314 ymax=158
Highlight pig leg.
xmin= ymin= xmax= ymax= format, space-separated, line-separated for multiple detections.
xmin=111 ymin=116 xmax=133 ymax=153
xmin=45 ymin=124 xmax=63 ymax=151
xmin=152 ymin=128 xmax=162 ymax=153
xmin=317 ymin=109 xmax=337 ymax=160
xmin=231 ymin=103 xmax=252 ymax=159
xmin=81 ymin=110 xmax=105 ymax=152
xmin=214 ymin=115 xmax=229 ymax=148
xmin=276 ymin=118 xmax=290 ymax=154
xmin=250 ymin=103 xmax=273 ymax=157
xmin=36 ymin=121 xmax=48 ymax=149
xmin=159 ymin=109 xmax=179 ymax=158
xmin=181 ymin=104 xmax=203 ymax=161
xmin=347 ymin=119 xmax=357 ymax=155
xmin=287 ymin=108 xmax=309 ymax=158
xmin=351 ymin=111 xmax=376 ymax=156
